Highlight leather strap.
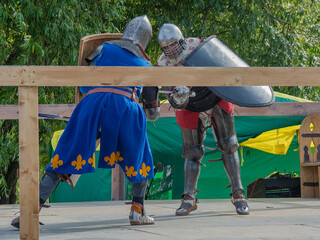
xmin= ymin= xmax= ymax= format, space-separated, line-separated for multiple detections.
xmin=121 ymin=38 xmax=151 ymax=61
xmin=56 ymin=173 xmax=75 ymax=191
xmin=87 ymin=87 xmax=139 ymax=103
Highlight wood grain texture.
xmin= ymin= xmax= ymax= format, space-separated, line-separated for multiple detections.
xmin=1 ymin=66 xmax=319 ymax=87
xmin=2 ymin=102 xmax=320 ymax=120
xmin=299 ymin=114 xmax=320 ymax=198
xmin=111 ymin=164 xmax=125 ymax=201
xmin=18 ymin=86 xmax=39 ymax=239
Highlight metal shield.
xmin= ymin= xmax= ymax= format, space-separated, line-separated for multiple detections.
xmin=181 ymin=36 xmax=274 ymax=107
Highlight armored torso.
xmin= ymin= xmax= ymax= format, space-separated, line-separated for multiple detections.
xmin=158 ymin=37 xmax=220 ymax=111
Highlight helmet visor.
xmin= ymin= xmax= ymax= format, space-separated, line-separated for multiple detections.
xmin=162 ymin=41 xmax=183 ymax=59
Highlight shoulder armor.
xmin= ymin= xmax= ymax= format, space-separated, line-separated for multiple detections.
xmin=85 ymin=45 xmax=103 ymax=66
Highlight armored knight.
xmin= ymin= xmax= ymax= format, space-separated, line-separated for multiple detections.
xmin=157 ymin=23 xmax=274 ymax=216
xmin=12 ymin=16 xmax=155 ymax=228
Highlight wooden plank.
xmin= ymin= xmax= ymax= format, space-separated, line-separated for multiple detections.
xmin=1 ymin=102 xmax=320 ymax=120
xmin=300 ymin=115 xmax=314 ymax=164
xmin=234 ymin=102 xmax=320 ymax=116
xmin=313 ymin=114 xmax=320 ymax=198
xmin=300 ymin=167 xmax=317 ymax=198
xmin=0 ymin=66 xmax=320 ymax=87
xmin=311 ymin=166 xmax=320 ymax=198
xmin=0 ymin=104 xmax=75 ymax=120
xmin=0 ymin=105 xmax=18 ymax=119
xmin=318 ymin=166 xmax=320 ymax=198
xmin=0 ymin=66 xmax=29 ymax=85
xmin=299 ymin=114 xmax=320 ymax=198
xmin=111 ymin=164 xmax=125 ymax=200
xmin=299 ymin=114 xmax=313 ymax=198
xmin=18 ymin=86 xmax=39 ymax=239
xmin=301 ymin=162 xmax=320 ymax=167
xmin=37 ymin=104 xmax=74 ymax=119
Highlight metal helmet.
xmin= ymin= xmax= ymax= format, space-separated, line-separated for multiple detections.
xmin=158 ymin=23 xmax=186 ymax=60
xmin=122 ymin=15 xmax=152 ymax=50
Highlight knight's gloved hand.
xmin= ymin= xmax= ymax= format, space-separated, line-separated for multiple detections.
xmin=145 ymin=106 xmax=160 ymax=121
xmin=142 ymin=86 xmax=160 ymax=121
xmin=169 ymin=86 xmax=190 ymax=110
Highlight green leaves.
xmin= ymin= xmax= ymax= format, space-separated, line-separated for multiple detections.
xmin=0 ymin=120 xmax=19 ymax=201
xmin=0 ymin=0 xmax=319 ymax=203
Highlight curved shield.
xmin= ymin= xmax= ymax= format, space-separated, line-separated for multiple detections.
xmin=181 ymin=36 xmax=274 ymax=107
xmin=77 ymin=33 xmax=122 ymax=104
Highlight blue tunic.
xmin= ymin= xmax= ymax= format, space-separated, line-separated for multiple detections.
xmin=45 ymin=43 xmax=154 ymax=183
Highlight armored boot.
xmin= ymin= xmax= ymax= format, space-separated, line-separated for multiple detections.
xmin=11 ymin=217 xmax=20 ymax=229
xmin=176 ymin=194 xmax=198 ymax=216
xmin=129 ymin=181 xmax=154 ymax=225
xmin=176 ymin=158 xmax=200 ymax=216
xmin=231 ymin=189 xmax=249 ymax=215
xmin=11 ymin=171 xmax=61 ymax=228
xmin=223 ymin=151 xmax=249 ymax=215
xmin=129 ymin=202 xmax=154 ymax=225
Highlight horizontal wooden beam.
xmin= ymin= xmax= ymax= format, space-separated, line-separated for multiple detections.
xmin=0 ymin=66 xmax=319 ymax=87
xmin=234 ymin=102 xmax=320 ymax=116
xmin=1 ymin=102 xmax=320 ymax=120
xmin=0 ymin=104 xmax=74 ymax=120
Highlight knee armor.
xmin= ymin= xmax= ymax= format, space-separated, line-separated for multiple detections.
xmin=219 ymin=135 xmax=238 ymax=154
xmin=182 ymin=144 xmax=204 ymax=163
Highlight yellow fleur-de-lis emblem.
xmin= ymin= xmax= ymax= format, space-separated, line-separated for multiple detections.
xmin=139 ymin=163 xmax=151 ymax=178
xmin=104 ymin=151 xmax=123 ymax=166
xmin=72 ymin=155 xmax=86 ymax=170
xmin=88 ymin=152 xmax=95 ymax=168
xmin=125 ymin=166 xmax=137 ymax=177
xmin=50 ymin=154 xmax=63 ymax=169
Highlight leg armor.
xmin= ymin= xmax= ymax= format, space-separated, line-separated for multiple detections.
xmin=131 ymin=180 xmax=147 ymax=205
xmin=39 ymin=171 xmax=61 ymax=204
xmin=180 ymin=121 xmax=206 ymax=199
xmin=176 ymin=116 xmax=206 ymax=216
xmin=210 ymin=106 xmax=249 ymax=215
xmin=11 ymin=171 xmax=61 ymax=228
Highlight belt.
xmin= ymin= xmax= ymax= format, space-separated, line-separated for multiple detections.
xmin=86 ymin=87 xmax=139 ymax=103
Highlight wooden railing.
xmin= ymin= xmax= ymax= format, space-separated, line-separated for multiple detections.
xmin=1 ymin=66 xmax=320 ymax=239
xmin=4 ymin=102 xmax=320 ymax=120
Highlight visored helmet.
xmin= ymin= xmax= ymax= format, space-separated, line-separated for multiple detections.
xmin=122 ymin=15 xmax=152 ymax=50
xmin=158 ymin=23 xmax=186 ymax=60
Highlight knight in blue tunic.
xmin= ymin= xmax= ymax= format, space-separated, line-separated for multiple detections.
xmin=11 ymin=15 xmax=155 ymax=228
xmin=46 ymin=42 xmax=154 ymax=184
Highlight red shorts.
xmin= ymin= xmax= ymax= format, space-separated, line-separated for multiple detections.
xmin=175 ymin=100 xmax=234 ymax=129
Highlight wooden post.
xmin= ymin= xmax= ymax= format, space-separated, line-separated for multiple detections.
xmin=299 ymin=114 xmax=320 ymax=198
xmin=19 ymin=86 xmax=39 ymax=240
xmin=318 ymin=166 xmax=320 ymax=197
xmin=111 ymin=164 xmax=125 ymax=200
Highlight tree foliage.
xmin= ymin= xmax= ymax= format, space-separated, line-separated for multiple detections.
xmin=0 ymin=0 xmax=319 ymax=203
xmin=0 ymin=0 xmax=127 ymax=203
xmin=127 ymin=0 xmax=320 ymax=99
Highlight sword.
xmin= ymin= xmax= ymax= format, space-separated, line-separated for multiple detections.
xmin=38 ymin=113 xmax=70 ymax=121
xmin=159 ymin=90 xmax=196 ymax=97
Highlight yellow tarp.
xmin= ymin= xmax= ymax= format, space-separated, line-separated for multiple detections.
xmin=51 ymin=130 xmax=64 ymax=151
xmin=51 ymin=130 xmax=100 ymax=151
xmin=239 ymin=125 xmax=300 ymax=155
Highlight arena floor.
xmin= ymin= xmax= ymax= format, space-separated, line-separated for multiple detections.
xmin=1 ymin=198 xmax=320 ymax=239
